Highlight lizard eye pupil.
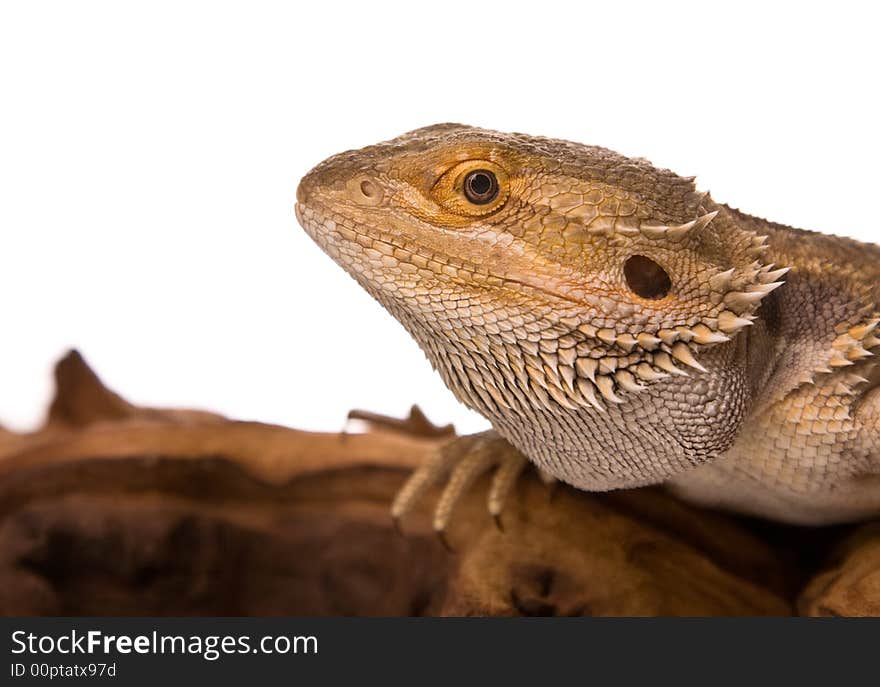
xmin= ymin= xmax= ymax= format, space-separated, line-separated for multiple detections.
xmin=463 ymin=170 xmax=498 ymax=204
xmin=624 ymin=255 xmax=671 ymax=299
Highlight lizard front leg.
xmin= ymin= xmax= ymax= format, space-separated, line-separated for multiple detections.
xmin=671 ymin=361 xmax=880 ymax=524
xmin=391 ymin=430 xmax=532 ymax=546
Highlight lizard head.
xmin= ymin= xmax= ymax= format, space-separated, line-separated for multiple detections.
xmin=296 ymin=124 xmax=787 ymax=488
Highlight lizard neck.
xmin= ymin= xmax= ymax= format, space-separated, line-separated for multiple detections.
xmin=740 ymin=213 xmax=880 ymax=412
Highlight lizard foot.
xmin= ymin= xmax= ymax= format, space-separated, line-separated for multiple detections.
xmin=391 ymin=430 xmax=529 ymax=546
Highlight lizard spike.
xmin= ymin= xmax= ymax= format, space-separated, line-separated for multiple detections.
xmin=598 ymin=357 xmax=618 ymax=374
xmin=833 ymin=381 xmax=859 ymax=396
xmin=528 ymin=382 xmax=555 ymax=412
xmin=546 ymin=383 xmax=579 ymax=410
xmin=614 ymin=219 xmax=641 ymax=236
xmin=658 ymin=329 xmax=678 ymax=346
xmin=636 ymin=332 xmax=662 ymax=351
xmin=747 ymin=235 xmax=771 ymax=256
xmin=523 ymin=353 xmax=542 ymax=373
xmin=639 ymin=223 xmax=671 ymax=240
xmin=690 ymin=324 xmax=731 ymax=345
xmin=540 ymin=350 xmax=559 ymax=368
xmin=832 ymin=333 xmax=852 ymax=350
xmin=665 ymin=218 xmax=698 ymax=241
xmin=472 ymin=384 xmax=499 ymax=412
xmin=557 ymin=334 xmax=579 ymax=349
xmin=754 ymin=280 xmax=786 ymax=294
xmin=560 ymin=364 xmax=577 ymax=391
xmin=845 ymin=345 xmax=873 ymax=361
xmin=760 ymin=266 xmax=791 ymax=283
xmin=558 ymin=346 xmax=577 ymax=367
xmin=525 ymin=365 xmax=546 ymax=388
xmin=575 ymin=357 xmax=598 ymax=382
xmin=690 ymin=210 xmax=719 ymax=232
xmin=483 ymin=381 xmax=511 ymax=409
xmin=864 ymin=336 xmax=880 ymax=349
xmin=668 ymin=210 xmax=718 ymax=241
xmin=615 ymin=370 xmax=647 ymax=393
xmin=736 ymin=280 xmax=786 ymax=299
xmin=638 ymin=210 xmax=717 ymax=241
xmin=734 ymin=267 xmax=762 ymax=288
xmin=501 ymin=364 xmax=522 ymax=389
xmin=520 ymin=339 xmax=540 ymax=356
xmin=542 ymin=363 xmax=565 ymax=390
xmin=576 ymin=378 xmax=606 ymax=412
xmin=717 ymin=310 xmax=755 ymax=333
xmin=597 ymin=328 xmax=617 ymax=346
xmin=724 ymin=289 xmax=771 ymax=311
xmin=615 ymin=333 xmax=638 ymax=352
xmin=634 ymin=362 xmax=669 ymax=382
xmin=577 ymin=322 xmax=598 ymax=338
xmin=828 ymin=351 xmax=855 ymax=368
xmin=488 ymin=341 xmax=506 ymax=361
xmin=671 ymin=342 xmax=708 ymax=373
xmin=675 ymin=326 xmax=695 ymax=342
xmin=465 ymin=367 xmax=487 ymax=390
xmin=652 ymin=351 xmax=689 ymax=377
xmin=595 ymin=375 xmax=624 ymax=403
xmin=507 ymin=349 xmax=525 ymax=370
xmin=709 ymin=267 xmax=736 ymax=292
xmin=448 ymin=353 xmax=467 ymax=375
xmin=499 ymin=330 xmax=518 ymax=345
xmin=849 ymin=319 xmax=880 ymax=341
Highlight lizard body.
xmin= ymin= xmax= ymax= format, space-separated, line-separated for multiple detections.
xmin=296 ymin=125 xmax=880 ymax=526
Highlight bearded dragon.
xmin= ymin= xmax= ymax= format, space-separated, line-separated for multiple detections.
xmin=295 ymin=124 xmax=880 ymax=534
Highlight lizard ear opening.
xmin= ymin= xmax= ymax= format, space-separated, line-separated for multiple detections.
xmin=624 ymin=255 xmax=671 ymax=300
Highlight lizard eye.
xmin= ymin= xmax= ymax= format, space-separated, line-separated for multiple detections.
xmin=430 ymin=160 xmax=508 ymax=217
xmin=463 ymin=170 xmax=499 ymax=205
xmin=624 ymin=255 xmax=671 ymax=299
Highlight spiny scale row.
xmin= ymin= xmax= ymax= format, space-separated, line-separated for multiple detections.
xmin=465 ymin=336 xmax=717 ymax=415
xmin=489 ymin=252 xmax=795 ymax=413
xmin=638 ymin=210 xmax=719 ymax=242
xmin=824 ymin=318 xmax=880 ymax=370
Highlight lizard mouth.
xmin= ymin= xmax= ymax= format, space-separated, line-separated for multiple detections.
xmin=295 ymin=199 xmax=604 ymax=312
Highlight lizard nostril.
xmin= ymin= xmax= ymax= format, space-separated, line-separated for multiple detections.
xmin=348 ymin=176 xmax=384 ymax=206
xmin=360 ymin=180 xmax=378 ymax=198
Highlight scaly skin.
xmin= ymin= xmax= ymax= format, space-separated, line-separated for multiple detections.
xmin=295 ymin=124 xmax=880 ymax=527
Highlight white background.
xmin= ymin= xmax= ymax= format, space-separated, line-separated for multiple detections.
xmin=1 ymin=1 xmax=877 ymax=433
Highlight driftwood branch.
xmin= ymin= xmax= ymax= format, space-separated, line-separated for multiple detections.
xmin=0 ymin=351 xmax=877 ymax=616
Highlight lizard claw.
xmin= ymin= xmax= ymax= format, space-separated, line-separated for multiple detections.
xmin=492 ymin=513 xmax=505 ymax=532
xmin=435 ymin=529 xmax=455 ymax=553
xmin=488 ymin=450 xmax=529 ymax=520
xmin=391 ymin=514 xmax=405 ymax=538
xmin=392 ymin=431 xmax=529 ymax=548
